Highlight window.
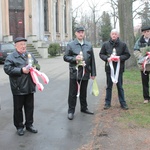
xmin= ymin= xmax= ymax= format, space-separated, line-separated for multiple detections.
xmin=55 ymin=0 xmax=59 ymax=32
xmin=9 ymin=0 xmax=24 ymax=10
xmin=44 ymin=0 xmax=49 ymax=31
xmin=64 ymin=0 xmax=67 ymax=34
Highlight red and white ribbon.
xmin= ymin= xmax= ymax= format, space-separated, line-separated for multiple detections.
xmin=30 ymin=67 xmax=49 ymax=91
xmin=76 ymin=61 xmax=86 ymax=97
xmin=142 ymin=52 xmax=150 ymax=74
xmin=76 ymin=67 xmax=85 ymax=97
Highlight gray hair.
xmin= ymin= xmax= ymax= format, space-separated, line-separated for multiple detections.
xmin=111 ymin=29 xmax=119 ymax=34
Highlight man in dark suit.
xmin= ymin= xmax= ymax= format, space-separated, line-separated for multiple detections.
xmin=99 ymin=29 xmax=130 ymax=110
xmin=4 ymin=37 xmax=40 ymax=136
xmin=63 ymin=27 xmax=96 ymax=120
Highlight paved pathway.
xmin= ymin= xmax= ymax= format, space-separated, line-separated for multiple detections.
xmin=0 ymin=48 xmax=106 ymax=150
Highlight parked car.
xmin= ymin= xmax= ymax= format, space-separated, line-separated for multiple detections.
xmin=0 ymin=42 xmax=16 ymax=63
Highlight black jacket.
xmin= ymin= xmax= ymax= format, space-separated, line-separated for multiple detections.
xmin=3 ymin=50 xmax=40 ymax=95
xmin=99 ymin=38 xmax=130 ymax=73
xmin=134 ymin=35 xmax=150 ymax=50
xmin=63 ymin=39 xmax=96 ymax=80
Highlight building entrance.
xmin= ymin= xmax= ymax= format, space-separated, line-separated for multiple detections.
xmin=9 ymin=0 xmax=25 ymax=40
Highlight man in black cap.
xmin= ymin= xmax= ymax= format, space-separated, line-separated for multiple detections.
xmin=134 ymin=26 xmax=150 ymax=104
xmin=63 ymin=26 xmax=96 ymax=120
xmin=3 ymin=37 xmax=40 ymax=135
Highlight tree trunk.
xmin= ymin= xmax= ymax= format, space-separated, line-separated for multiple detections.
xmin=118 ymin=0 xmax=136 ymax=68
xmin=93 ymin=11 xmax=96 ymax=47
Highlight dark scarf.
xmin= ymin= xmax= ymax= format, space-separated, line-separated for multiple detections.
xmin=109 ymin=38 xmax=120 ymax=48
xmin=139 ymin=35 xmax=150 ymax=47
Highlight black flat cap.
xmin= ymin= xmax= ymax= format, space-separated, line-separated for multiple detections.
xmin=14 ymin=37 xmax=27 ymax=43
xmin=75 ymin=26 xmax=85 ymax=32
xmin=141 ymin=26 xmax=150 ymax=32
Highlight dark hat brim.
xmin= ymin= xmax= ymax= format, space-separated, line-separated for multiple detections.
xmin=75 ymin=27 xmax=85 ymax=32
xmin=14 ymin=37 xmax=27 ymax=43
xmin=141 ymin=26 xmax=150 ymax=32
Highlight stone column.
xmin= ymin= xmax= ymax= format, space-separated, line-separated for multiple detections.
xmin=31 ymin=0 xmax=44 ymax=41
xmin=61 ymin=0 xmax=65 ymax=41
xmin=0 ymin=0 xmax=2 ymax=41
xmin=1 ymin=0 xmax=12 ymax=42
xmin=53 ymin=0 xmax=56 ymax=41
xmin=39 ymin=0 xmax=44 ymax=40
xmin=67 ymin=0 xmax=72 ymax=40
xmin=32 ymin=0 xmax=39 ymax=38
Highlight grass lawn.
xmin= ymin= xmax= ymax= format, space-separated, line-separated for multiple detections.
xmin=118 ymin=67 xmax=150 ymax=128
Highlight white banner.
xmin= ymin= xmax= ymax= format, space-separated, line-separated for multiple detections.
xmin=109 ymin=60 xmax=120 ymax=83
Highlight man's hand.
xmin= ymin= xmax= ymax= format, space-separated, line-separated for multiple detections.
xmin=107 ymin=57 xmax=112 ymax=62
xmin=22 ymin=67 xmax=30 ymax=74
xmin=76 ymin=55 xmax=83 ymax=61
xmin=108 ymin=56 xmax=120 ymax=62
xmin=90 ymin=76 xmax=95 ymax=80
xmin=146 ymin=52 xmax=150 ymax=55
xmin=146 ymin=52 xmax=150 ymax=58
xmin=113 ymin=56 xmax=120 ymax=62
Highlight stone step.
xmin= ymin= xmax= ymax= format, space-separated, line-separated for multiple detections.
xmin=26 ymin=44 xmax=42 ymax=58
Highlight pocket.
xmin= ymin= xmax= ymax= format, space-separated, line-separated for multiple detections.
xmin=10 ymin=78 xmax=19 ymax=90
xmin=70 ymin=67 xmax=76 ymax=73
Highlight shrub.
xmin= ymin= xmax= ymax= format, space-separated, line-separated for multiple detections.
xmin=48 ymin=43 xmax=61 ymax=56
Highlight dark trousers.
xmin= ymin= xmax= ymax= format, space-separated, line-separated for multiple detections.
xmin=105 ymin=72 xmax=126 ymax=106
xmin=13 ymin=93 xmax=34 ymax=129
xmin=141 ymin=71 xmax=150 ymax=100
xmin=68 ymin=78 xmax=88 ymax=114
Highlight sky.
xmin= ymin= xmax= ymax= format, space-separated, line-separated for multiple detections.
xmin=72 ymin=0 xmax=108 ymax=9
xmin=72 ymin=0 xmax=142 ymax=27
xmin=72 ymin=0 xmax=110 ymax=14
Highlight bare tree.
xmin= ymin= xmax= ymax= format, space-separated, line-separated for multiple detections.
xmin=72 ymin=1 xmax=85 ymax=38
xmin=140 ymin=1 xmax=150 ymax=26
xmin=86 ymin=0 xmax=101 ymax=46
xmin=117 ymin=0 xmax=149 ymax=67
xmin=106 ymin=0 xmax=147 ymax=67
xmin=118 ymin=0 xmax=136 ymax=67
xmin=108 ymin=0 xmax=118 ymax=28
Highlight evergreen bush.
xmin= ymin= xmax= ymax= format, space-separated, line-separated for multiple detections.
xmin=48 ymin=43 xmax=60 ymax=56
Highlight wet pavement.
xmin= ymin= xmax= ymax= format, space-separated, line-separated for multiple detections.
xmin=0 ymin=48 xmax=106 ymax=150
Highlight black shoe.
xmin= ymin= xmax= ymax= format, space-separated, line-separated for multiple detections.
xmin=81 ymin=109 xmax=94 ymax=115
xmin=26 ymin=126 xmax=38 ymax=133
xmin=68 ymin=113 xmax=74 ymax=120
xmin=17 ymin=128 xmax=24 ymax=136
xmin=104 ymin=104 xmax=111 ymax=110
xmin=121 ymin=105 xmax=129 ymax=110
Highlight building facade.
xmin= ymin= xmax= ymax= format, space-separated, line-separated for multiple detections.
xmin=0 ymin=0 xmax=72 ymax=57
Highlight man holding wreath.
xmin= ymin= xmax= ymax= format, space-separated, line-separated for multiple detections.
xmin=134 ymin=26 xmax=150 ymax=104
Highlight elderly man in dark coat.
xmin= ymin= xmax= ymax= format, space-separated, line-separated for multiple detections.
xmin=99 ymin=29 xmax=130 ymax=110
xmin=4 ymin=37 xmax=40 ymax=136
xmin=63 ymin=26 xmax=96 ymax=120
